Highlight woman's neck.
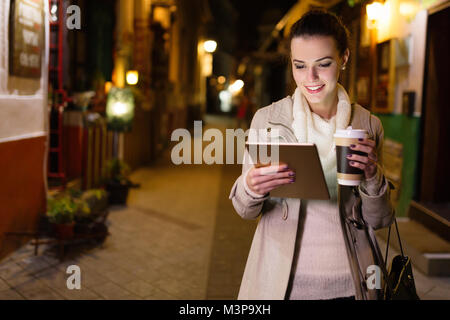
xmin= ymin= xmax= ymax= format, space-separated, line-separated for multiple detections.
xmin=307 ymin=90 xmax=338 ymax=120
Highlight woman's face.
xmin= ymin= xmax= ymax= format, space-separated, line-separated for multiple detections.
xmin=291 ymin=35 xmax=349 ymax=106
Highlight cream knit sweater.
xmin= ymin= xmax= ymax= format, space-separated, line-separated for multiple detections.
xmin=287 ymin=111 xmax=354 ymax=300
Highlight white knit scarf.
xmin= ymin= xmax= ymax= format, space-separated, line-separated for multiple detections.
xmin=291 ymin=83 xmax=352 ymax=200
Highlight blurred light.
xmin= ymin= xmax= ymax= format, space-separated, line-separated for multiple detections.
xmin=126 ymin=70 xmax=139 ymax=85
xmin=219 ymin=90 xmax=232 ymax=112
xmin=202 ymin=53 xmax=213 ymax=76
xmin=228 ymin=79 xmax=244 ymax=94
xmin=254 ymin=65 xmax=263 ymax=76
xmin=50 ymin=4 xmax=58 ymax=21
xmin=111 ymin=102 xmax=128 ymax=116
xmin=366 ymin=1 xmax=384 ymax=29
xmin=366 ymin=2 xmax=383 ymax=21
xmin=378 ymin=1 xmax=391 ymax=31
xmin=237 ymin=63 xmax=246 ymax=76
xmin=105 ymin=81 xmax=113 ymax=94
xmin=106 ymin=87 xmax=135 ymax=132
xmin=154 ymin=7 xmax=171 ymax=29
xmin=399 ymin=2 xmax=418 ymax=19
xmin=204 ymin=40 xmax=217 ymax=53
xmin=217 ymin=76 xmax=226 ymax=84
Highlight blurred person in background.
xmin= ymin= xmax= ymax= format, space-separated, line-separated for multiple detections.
xmin=236 ymin=87 xmax=256 ymax=130
xmin=236 ymin=92 xmax=250 ymax=129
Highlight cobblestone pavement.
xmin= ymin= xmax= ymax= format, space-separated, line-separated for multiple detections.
xmin=0 ymin=115 xmax=449 ymax=300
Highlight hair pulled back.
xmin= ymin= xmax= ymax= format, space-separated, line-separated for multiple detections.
xmin=289 ymin=10 xmax=350 ymax=56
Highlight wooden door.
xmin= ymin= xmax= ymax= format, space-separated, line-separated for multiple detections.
xmin=418 ymin=6 xmax=450 ymax=206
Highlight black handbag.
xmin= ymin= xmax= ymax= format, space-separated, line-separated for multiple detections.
xmin=382 ymin=217 xmax=420 ymax=300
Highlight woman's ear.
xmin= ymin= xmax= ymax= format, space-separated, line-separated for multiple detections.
xmin=342 ymin=48 xmax=350 ymax=68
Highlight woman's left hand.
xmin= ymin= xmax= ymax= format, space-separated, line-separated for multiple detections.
xmin=347 ymin=138 xmax=378 ymax=180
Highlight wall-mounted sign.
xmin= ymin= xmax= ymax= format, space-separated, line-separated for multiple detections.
xmin=8 ymin=0 xmax=44 ymax=78
xmin=372 ymin=39 xmax=395 ymax=114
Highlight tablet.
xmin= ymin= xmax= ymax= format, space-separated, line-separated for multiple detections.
xmin=245 ymin=142 xmax=330 ymax=199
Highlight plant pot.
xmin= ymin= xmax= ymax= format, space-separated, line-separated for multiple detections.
xmin=106 ymin=182 xmax=130 ymax=205
xmin=53 ymin=221 xmax=75 ymax=240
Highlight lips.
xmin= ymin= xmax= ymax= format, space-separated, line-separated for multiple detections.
xmin=305 ymin=84 xmax=325 ymax=94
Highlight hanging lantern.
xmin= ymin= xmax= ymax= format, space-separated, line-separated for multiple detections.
xmin=106 ymin=87 xmax=135 ymax=132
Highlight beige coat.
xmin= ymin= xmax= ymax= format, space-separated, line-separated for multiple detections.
xmin=229 ymin=95 xmax=394 ymax=300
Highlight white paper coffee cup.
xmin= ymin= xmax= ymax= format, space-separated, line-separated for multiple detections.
xmin=334 ymin=128 xmax=368 ymax=186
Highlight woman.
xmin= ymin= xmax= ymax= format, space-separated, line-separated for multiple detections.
xmin=229 ymin=10 xmax=394 ymax=300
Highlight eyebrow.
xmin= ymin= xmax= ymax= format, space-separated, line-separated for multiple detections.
xmin=293 ymin=56 xmax=333 ymax=63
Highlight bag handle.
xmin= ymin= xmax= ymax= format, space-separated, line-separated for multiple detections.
xmin=351 ymin=185 xmax=394 ymax=295
xmin=367 ymin=219 xmax=394 ymax=294
xmin=384 ymin=217 xmax=406 ymax=267
xmin=384 ymin=181 xmax=405 ymax=267
xmin=363 ymin=179 xmax=400 ymax=296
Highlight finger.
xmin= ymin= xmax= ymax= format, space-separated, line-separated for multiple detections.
xmin=347 ymin=154 xmax=369 ymax=164
xmin=349 ymin=158 xmax=377 ymax=168
xmin=349 ymin=161 xmax=366 ymax=171
xmin=256 ymin=177 xmax=295 ymax=194
xmin=250 ymin=170 xmax=295 ymax=186
xmin=350 ymin=143 xmax=373 ymax=154
xmin=257 ymin=164 xmax=289 ymax=176
xmin=356 ymin=138 xmax=376 ymax=148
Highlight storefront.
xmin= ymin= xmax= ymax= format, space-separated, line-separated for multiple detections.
xmin=0 ymin=0 xmax=49 ymax=258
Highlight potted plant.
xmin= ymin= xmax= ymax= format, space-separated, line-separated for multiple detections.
xmin=46 ymin=195 xmax=78 ymax=240
xmin=103 ymin=158 xmax=133 ymax=205
xmin=69 ymin=188 xmax=108 ymax=235
xmin=81 ymin=189 xmax=108 ymax=217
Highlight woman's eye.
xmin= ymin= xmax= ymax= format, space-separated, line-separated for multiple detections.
xmin=319 ymin=62 xmax=332 ymax=68
xmin=295 ymin=65 xmax=305 ymax=69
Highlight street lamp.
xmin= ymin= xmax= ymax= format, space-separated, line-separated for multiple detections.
xmin=366 ymin=1 xmax=384 ymax=29
xmin=203 ymin=40 xmax=217 ymax=53
xmin=365 ymin=1 xmax=385 ymax=111
xmin=106 ymin=87 xmax=135 ymax=158
xmin=126 ymin=70 xmax=139 ymax=86
xmin=106 ymin=87 xmax=135 ymax=133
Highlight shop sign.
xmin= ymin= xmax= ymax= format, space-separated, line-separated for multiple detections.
xmin=8 ymin=0 xmax=44 ymax=78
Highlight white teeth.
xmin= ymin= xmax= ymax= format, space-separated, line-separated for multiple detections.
xmin=306 ymin=85 xmax=323 ymax=90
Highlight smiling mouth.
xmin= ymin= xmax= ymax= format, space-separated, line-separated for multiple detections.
xmin=305 ymin=84 xmax=325 ymax=94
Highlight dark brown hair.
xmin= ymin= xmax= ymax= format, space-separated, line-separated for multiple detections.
xmin=289 ymin=9 xmax=350 ymax=56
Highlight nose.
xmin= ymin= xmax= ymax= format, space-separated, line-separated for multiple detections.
xmin=307 ymin=66 xmax=319 ymax=82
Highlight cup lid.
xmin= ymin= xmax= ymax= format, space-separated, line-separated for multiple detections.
xmin=334 ymin=128 xmax=367 ymax=137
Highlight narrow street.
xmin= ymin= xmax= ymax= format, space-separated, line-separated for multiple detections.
xmin=1 ymin=0 xmax=449 ymax=305
xmin=0 ymin=115 xmax=449 ymax=300
xmin=0 ymin=115 xmax=256 ymax=300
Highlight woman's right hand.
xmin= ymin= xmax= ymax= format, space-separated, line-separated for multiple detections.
xmin=246 ymin=164 xmax=295 ymax=196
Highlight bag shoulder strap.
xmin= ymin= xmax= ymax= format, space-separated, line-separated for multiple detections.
xmin=385 ymin=218 xmax=406 ymax=261
xmin=367 ymin=222 xmax=393 ymax=293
